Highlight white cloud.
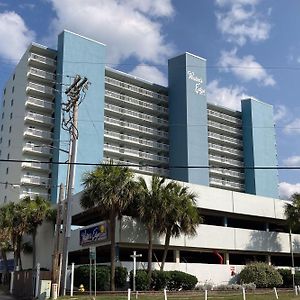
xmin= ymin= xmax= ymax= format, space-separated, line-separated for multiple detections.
xmin=219 ymin=48 xmax=275 ymax=86
xmin=279 ymin=182 xmax=300 ymax=200
xmin=130 ymin=65 xmax=167 ymax=86
xmin=284 ymin=118 xmax=300 ymax=135
xmin=0 ymin=11 xmax=35 ymax=61
xmin=206 ymin=80 xmax=247 ymax=110
xmin=274 ymin=105 xmax=287 ymax=123
xmin=215 ymin=0 xmax=271 ymax=46
xmin=48 ymin=0 xmax=175 ymax=65
xmin=283 ymin=156 xmax=300 ymax=166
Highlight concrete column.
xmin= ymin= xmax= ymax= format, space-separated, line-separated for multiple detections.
xmin=266 ymin=223 xmax=269 ymax=232
xmin=224 ymin=216 xmax=228 ymax=227
xmin=174 ymin=250 xmax=180 ymax=263
xmin=225 ymin=252 xmax=230 ymax=265
xmin=267 ymin=255 xmax=271 ymax=265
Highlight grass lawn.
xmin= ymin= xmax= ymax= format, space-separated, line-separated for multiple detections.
xmin=59 ymin=290 xmax=300 ymax=300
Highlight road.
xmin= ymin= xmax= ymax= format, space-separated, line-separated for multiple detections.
xmin=0 ymin=290 xmax=17 ymax=300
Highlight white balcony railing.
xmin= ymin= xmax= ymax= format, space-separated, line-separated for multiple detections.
xmin=209 ymin=155 xmax=243 ymax=167
xmin=105 ymin=90 xmax=168 ymax=114
xmin=209 ymin=143 xmax=243 ymax=157
xmin=24 ymin=127 xmax=53 ymax=140
xmin=105 ymin=76 xmax=168 ymax=102
xmin=208 ymin=132 xmax=242 ymax=146
xmin=104 ymin=144 xmax=169 ymax=163
xmin=209 ymin=178 xmax=244 ymax=190
xmin=209 ymin=168 xmax=244 ymax=179
xmin=27 ymin=67 xmax=56 ymax=81
xmin=21 ymin=161 xmax=50 ymax=172
xmin=26 ymin=82 xmax=55 ymax=97
xmin=104 ymin=130 xmax=169 ymax=151
xmin=208 ymin=120 xmax=242 ymax=135
xmin=21 ymin=175 xmax=50 ymax=186
xmin=20 ymin=191 xmax=50 ymax=200
xmin=25 ymin=112 xmax=54 ymax=126
xmin=23 ymin=143 xmax=53 ymax=156
xmin=105 ymin=103 xmax=168 ymax=126
xmin=105 ymin=116 xmax=169 ymax=139
xmin=207 ymin=109 xmax=242 ymax=125
xmin=26 ymin=97 xmax=54 ymax=111
xmin=29 ymin=53 xmax=56 ymax=67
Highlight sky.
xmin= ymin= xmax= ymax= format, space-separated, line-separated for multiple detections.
xmin=0 ymin=0 xmax=300 ymax=199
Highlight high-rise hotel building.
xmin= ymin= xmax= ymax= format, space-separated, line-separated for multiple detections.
xmin=0 ymin=30 xmax=279 ymax=204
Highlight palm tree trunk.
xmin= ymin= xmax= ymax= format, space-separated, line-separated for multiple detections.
xmin=160 ymin=228 xmax=171 ymax=271
xmin=147 ymin=225 xmax=153 ymax=287
xmin=1 ymin=248 xmax=8 ymax=284
xmin=17 ymin=237 xmax=22 ymax=271
xmin=32 ymin=229 xmax=37 ymax=270
xmin=110 ymin=211 xmax=116 ymax=291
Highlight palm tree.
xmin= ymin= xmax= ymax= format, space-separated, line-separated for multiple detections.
xmin=0 ymin=205 xmax=12 ymax=283
xmin=22 ymin=196 xmax=53 ymax=270
xmin=285 ymin=193 xmax=300 ymax=231
xmin=159 ymin=182 xmax=202 ymax=271
xmin=80 ymin=162 xmax=135 ymax=291
xmin=135 ymin=175 xmax=167 ymax=284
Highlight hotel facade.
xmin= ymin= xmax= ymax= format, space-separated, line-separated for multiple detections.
xmin=0 ymin=31 xmax=289 ymax=284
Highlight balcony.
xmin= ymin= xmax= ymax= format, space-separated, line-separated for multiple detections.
xmin=104 ymin=103 xmax=168 ymax=127
xmin=209 ymin=168 xmax=244 ymax=179
xmin=20 ymin=191 xmax=50 ymax=200
xmin=21 ymin=161 xmax=51 ymax=172
xmin=104 ymin=130 xmax=169 ymax=152
xmin=104 ymin=144 xmax=169 ymax=164
xmin=209 ymin=143 xmax=243 ymax=157
xmin=209 ymin=178 xmax=244 ymax=191
xmin=23 ymin=143 xmax=53 ymax=157
xmin=105 ymin=76 xmax=168 ymax=103
xmin=207 ymin=109 xmax=242 ymax=125
xmin=21 ymin=175 xmax=50 ymax=187
xmin=209 ymin=155 xmax=243 ymax=167
xmin=28 ymin=53 xmax=56 ymax=70
xmin=103 ymin=158 xmax=169 ymax=177
xmin=208 ymin=120 xmax=242 ymax=136
xmin=26 ymin=82 xmax=55 ymax=99
xmin=25 ymin=111 xmax=54 ymax=127
xmin=27 ymin=67 xmax=56 ymax=83
xmin=208 ymin=132 xmax=242 ymax=147
xmin=104 ymin=116 xmax=169 ymax=140
xmin=25 ymin=97 xmax=54 ymax=112
xmin=24 ymin=127 xmax=53 ymax=141
xmin=105 ymin=90 xmax=168 ymax=115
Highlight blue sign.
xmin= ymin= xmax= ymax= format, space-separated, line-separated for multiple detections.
xmin=80 ymin=222 xmax=108 ymax=246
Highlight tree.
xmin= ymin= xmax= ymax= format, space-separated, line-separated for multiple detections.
xmin=159 ymin=182 xmax=202 ymax=271
xmin=285 ymin=193 xmax=300 ymax=231
xmin=80 ymin=162 xmax=135 ymax=291
xmin=135 ymin=175 xmax=167 ymax=284
xmin=22 ymin=196 xmax=53 ymax=270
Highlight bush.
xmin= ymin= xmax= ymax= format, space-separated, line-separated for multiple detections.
xmin=130 ymin=269 xmax=149 ymax=291
xmin=74 ymin=265 xmax=127 ymax=291
xmin=167 ymin=271 xmax=198 ymax=290
xmin=151 ymin=270 xmax=170 ymax=290
xmin=278 ymin=269 xmax=300 ymax=287
xmin=239 ymin=262 xmax=283 ymax=288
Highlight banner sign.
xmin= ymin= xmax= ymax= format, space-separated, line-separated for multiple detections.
xmin=80 ymin=222 xmax=108 ymax=246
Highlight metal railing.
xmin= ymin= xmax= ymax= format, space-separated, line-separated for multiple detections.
xmin=26 ymin=97 xmax=54 ymax=111
xmin=29 ymin=53 xmax=56 ymax=67
xmin=209 ymin=155 xmax=244 ymax=167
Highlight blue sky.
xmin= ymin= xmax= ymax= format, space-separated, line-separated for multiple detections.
xmin=0 ymin=0 xmax=300 ymax=198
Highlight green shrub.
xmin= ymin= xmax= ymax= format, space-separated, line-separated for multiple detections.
xmin=167 ymin=271 xmax=198 ymax=290
xmin=151 ymin=270 xmax=170 ymax=290
xmin=239 ymin=262 xmax=283 ymax=288
xmin=278 ymin=269 xmax=300 ymax=287
xmin=130 ymin=269 xmax=149 ymax=290
xmin=74 ymin=265 xmax=127 ymax=291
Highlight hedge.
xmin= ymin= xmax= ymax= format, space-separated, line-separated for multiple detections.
xmin=74 ymin=265 xmax=127 ymax=290
xmin=278 ymin=269 xmax=300 ymax=287
xmin=239 ymin=262 xmax=283 ymax=288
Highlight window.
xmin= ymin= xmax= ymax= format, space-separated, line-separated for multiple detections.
xmin=2 ymin=112 xmax=4 ymax=119
xmin=1 ymin=125 xmax=3 ymax=132
xmin=4 ymin=196 xmax=7 ymax=204
xmin=10 ymin=99 xmax=13 ymax=106
xmin=8 ymin=140 xmax=10 ymax=147
xmin=6 ymin=167 xmax=8 ymax=174
xmin=2 ymin=100 xmax=5 ymax=107
xmin=3 ymin=88 xmax=6 ymax=95
xmin=9 ymin=126 xmax=11 ymax=133
xmin=10 ymin=112 xmax=12 ymax=120
xmin=0 ymin=137 xmax=2 ymax=144
xmin=7 ymin=153 xmax=9 ymax=159
xmin=12 ymin=86 xmax=14 ymax=93
xmin=13 ymin=74 xmax=15 ymax=80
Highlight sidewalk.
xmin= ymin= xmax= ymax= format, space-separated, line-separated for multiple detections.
xmin=0 ymin=290 xmax=18 ymax=300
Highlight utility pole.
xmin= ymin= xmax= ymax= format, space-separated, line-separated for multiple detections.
xmin=60 ymin=75 xmax=89 ymax=296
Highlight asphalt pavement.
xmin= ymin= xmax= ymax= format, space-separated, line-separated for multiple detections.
xmin=0 ymin=290 xmax=17 ymax=300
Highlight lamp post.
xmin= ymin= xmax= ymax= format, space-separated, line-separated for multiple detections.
xmin=130 ymin=251 xmax=142 ymax=292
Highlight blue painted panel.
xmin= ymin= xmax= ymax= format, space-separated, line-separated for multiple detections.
xmin=51 ymin=31 xmax=106 ymax=203
xmin=168 ymin=53 xmax=209 ymax=185
xmin=242 ymin=98 xmax=279 ymax=198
